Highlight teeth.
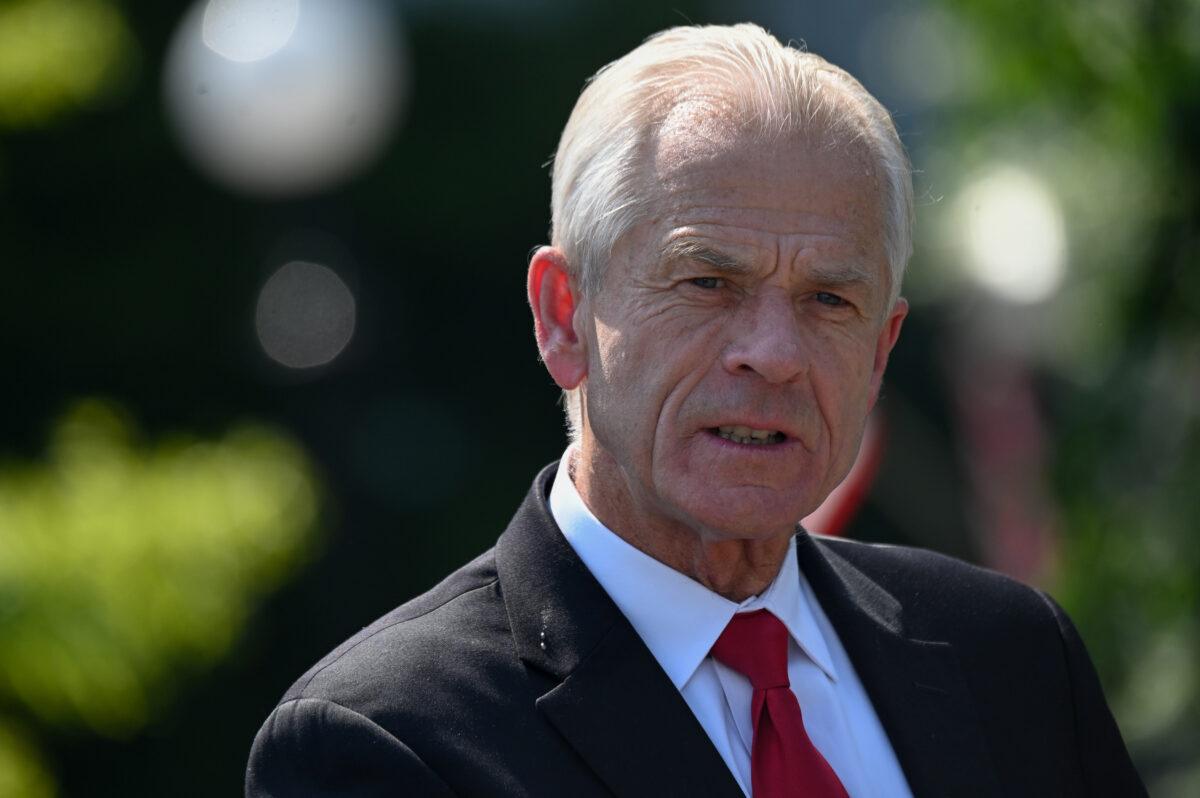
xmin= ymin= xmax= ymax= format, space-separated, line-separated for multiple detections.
xmin=715 ymin=425 xmax=783 ymax=445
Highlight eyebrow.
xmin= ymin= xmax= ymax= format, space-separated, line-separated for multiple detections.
xmin=662 ymin=237 xmax=880 ymax=288
xmin=806 ymin=262 xmax=877 ymax=287
xmin=659 ymin=239 xmax=751 ymax=274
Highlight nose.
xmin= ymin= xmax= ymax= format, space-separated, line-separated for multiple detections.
xmin=721 ymin=290 xmax=808 ymax=384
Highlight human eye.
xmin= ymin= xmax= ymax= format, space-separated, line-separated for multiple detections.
xmin=689 ymin=276 xmax=724 ymax=289
xmin=814 ymin=291 xmax=848 ymax=307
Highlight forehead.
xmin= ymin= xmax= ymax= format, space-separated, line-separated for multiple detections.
xmin=653 ymin=111 xmax=881 ymax=209
xmin=641 ymin=121 xmax=888 ymax=268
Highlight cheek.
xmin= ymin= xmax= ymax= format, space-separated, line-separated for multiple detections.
xmin=817 ymin=325 xmax=878 ymax=383
xmin=584 ymin=328 xmax=658 ymax=456
xmin=592 ymin=327 xmax=648 ymax=405
xmin=603 ymin=314 xmax=710 ymax=393
xmin=590 ymin=316 xmax=622 ymax=371
xmin=809 ymin=334 xmax=880 ymax=423
xmin=592 ymin=306 xmax=730 ymax=452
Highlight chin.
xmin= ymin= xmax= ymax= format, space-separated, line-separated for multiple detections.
xmin=676 ymin=489 xmax=808 ymax=542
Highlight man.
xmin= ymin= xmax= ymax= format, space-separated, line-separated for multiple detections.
xmin=246 ymin=24 xmax=1145 ymax=797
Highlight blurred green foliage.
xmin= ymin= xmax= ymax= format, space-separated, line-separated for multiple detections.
xmin=921 ymin=0 xmax=1200 ymax=793
xmin=0 ymin=722 xmax=52 ymax=798
xmin=0 ymin=0 xmax=137 ymax=128
xmin=0 ymin=401 xmax=320 ymax=797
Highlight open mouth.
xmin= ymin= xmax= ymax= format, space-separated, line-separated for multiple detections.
xmin=710 ymin=425 xmax=787 ymax=445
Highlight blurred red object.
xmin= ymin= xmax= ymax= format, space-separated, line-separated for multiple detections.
xmin=951 ymin=350 xmax=1058 ymax=585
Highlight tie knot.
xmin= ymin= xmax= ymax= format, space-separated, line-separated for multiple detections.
xmin=710 ymin=609 xmax=790 ymax=689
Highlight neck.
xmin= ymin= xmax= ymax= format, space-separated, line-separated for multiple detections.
xmin=568 ymin=447 xmax=793 ymax=602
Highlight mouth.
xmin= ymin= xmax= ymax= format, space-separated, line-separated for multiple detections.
xmin=709 ymin=425 xmax=787 ymax=445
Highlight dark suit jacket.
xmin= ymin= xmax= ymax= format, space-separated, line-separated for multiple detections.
xmin=246 ymin=463 xmax=1146 ymax=797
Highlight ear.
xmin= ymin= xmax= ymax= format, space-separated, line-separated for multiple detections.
xmin=528 ymin=246 xmax=588 ymax=390
xmin=866 ymin=297 xmax=908 ymax=411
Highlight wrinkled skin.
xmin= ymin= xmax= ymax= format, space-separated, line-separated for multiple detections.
xmin=529 ymin=126 xmax=907 ymax=599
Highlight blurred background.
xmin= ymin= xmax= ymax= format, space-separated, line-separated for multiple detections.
xmin=1 ymin=0 xmax=1197 ymax=794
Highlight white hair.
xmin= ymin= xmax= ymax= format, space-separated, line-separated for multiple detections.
xmin=548 ymin=23 xmax=914 ymax=442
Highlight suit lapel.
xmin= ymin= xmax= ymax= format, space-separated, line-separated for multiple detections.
xmin=496 ymin=465 xmax=744 ymax=798
xmin=796 ymin=532 xmax=1005 ymax=798
xmin=535 ymin=620 xmax=746 ymax=798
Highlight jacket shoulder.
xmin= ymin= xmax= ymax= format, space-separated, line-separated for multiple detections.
xmin=808 ymin=536 xmax=1146 ymax=796
xmin=811 ymin=535 xmax=1057 ymax=639
xmin=280 ymin=546 xmax=508 ymax=709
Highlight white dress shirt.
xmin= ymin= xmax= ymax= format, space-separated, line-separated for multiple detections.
xmin=548 ymin=453 xmax=912 ymax=798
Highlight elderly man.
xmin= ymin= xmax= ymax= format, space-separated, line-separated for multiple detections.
xmin=246 ymin=24 xmax=1144 ymax=797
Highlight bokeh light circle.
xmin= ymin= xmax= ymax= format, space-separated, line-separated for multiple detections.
xmin=202 ymin=0 xmax=299 ymax=62
xmin=255 ymin=260 xmax=356 ymax=369
xmin=163 ymin=0 xmax=405 ymax=197
xmin=958 ymin=166 xmax=1067 ymax=304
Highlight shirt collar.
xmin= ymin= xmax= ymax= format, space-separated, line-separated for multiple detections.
xmin=548 ymin=450 xmax=838 ymax=689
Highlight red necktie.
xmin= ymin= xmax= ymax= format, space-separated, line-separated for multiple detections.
xmin=711 ymin=610 xmax=849 ymax=798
